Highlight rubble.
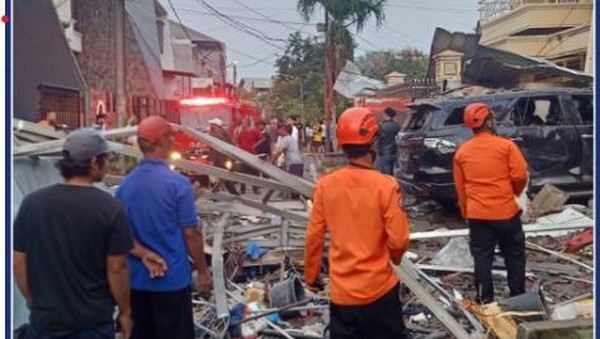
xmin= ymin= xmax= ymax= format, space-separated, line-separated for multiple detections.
xmin=12 ymin=121 xmax=595 ymax=338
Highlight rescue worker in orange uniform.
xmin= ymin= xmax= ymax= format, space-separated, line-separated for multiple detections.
xmin=453 ymin=102 xmax=529 ymax=304
xmin=304 ymin=107 xmax=410 ymax=339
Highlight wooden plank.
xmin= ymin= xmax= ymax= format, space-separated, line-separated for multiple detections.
xmin=476 ymin=303 xmax=519 ymax=339
xmin=181 ymin=127 xmax=314 ymax=197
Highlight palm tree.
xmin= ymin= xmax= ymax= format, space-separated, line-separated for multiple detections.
xmin=297 ymin=0 xmax=387 ymax=150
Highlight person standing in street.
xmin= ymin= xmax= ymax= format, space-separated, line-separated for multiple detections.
xmin=255 ymin=120 xmax=272 ymax=160
xmin=236 ymin=116 xmax=264 ymax=194
xmin=272 ymin=122 xmax=304 ymax=178
xmin=208 ymin=118 xmax=241 ymax=195
xmin=13 ymin=128 xmax=133 ymax=339
xmin=377 ymin=107 xmax=401 ymax=175
xmin=304 ymin=123 xmax=314 ymax=152
xmin=287 ymin=115 xmax=300 ymax=142
xmin=304 ymin=107 xmax=410 ymax=339
xmin=116 ymin=116 xmax=213 ymax=339
xmin=453 ymin=102 xmax=529 ymax=304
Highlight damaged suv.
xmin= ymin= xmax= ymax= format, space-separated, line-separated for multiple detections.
xmin=396 ymin=88 xmax=593 ymax=205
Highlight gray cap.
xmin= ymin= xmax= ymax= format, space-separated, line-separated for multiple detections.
xmin=63 ymin=128 xmax=110 ymax=162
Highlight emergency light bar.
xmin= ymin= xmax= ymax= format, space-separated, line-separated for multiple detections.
xmin=179 ymin=97 xmax=228 ymax=106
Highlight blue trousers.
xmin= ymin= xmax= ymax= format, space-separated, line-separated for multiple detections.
xmin=378 ymin=154 xmax=397 ymax=175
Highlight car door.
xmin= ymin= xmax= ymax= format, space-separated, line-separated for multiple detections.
xmin=563 ymin=92 xmax=593 ymax=182
xmin=498 ymin=94 xmax=577 ymax=186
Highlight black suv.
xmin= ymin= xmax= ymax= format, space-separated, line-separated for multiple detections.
xmin=396 ymin=88 xmax=593 ymax=205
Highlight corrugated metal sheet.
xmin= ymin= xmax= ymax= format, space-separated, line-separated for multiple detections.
xmin=12 ymin=157 xmax=62 ymax=328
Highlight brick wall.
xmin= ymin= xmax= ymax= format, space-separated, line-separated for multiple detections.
xmin=73 ymin=0 xmax=161 ymax=126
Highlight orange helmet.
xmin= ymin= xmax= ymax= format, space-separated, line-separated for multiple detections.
xmin=337 ymin=107 xmax=378 ymax=146
xmin=464 ymin=102 xmax=493 ymax=129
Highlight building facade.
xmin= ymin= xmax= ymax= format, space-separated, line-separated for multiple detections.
xmin=478 ymin=0 xmax=593 ymax=73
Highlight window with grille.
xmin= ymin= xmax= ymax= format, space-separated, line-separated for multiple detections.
xmin=38 ymin=85 xmax=81 ymax=128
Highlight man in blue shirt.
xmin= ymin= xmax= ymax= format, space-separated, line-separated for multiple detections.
xmin=117 ymin=116 xmax=213 ymax=339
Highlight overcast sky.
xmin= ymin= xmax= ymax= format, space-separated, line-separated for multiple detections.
xmin=162 ymin=0 xmax=481 ymax=81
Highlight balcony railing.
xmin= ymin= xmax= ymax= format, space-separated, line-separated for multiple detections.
xmin=480 ymin=0 xmax=591 ymax=23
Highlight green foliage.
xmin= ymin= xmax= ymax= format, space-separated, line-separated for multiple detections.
xmin=297 ymin=0 xmax=386 ymax=32
xmin=356 ymin=48 xmax=429 ymax=81
xmin=271 ymin=33 xmax=326 ymax=123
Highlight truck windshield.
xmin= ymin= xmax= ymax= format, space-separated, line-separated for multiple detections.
xmin=179 ymin=104 xmax=234 ymax=131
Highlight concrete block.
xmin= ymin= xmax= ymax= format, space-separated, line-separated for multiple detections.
xmin=531 ymin=184 xmax=569 ymax=217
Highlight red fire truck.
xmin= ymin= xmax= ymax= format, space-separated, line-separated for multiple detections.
xmin=166 ymin=96 xmax=262 ymax=184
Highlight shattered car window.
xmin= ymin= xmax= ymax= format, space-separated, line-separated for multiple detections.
xmin=444 ymin=100 xmax=510 ymax=126
xmin=405 ymin=108 xmax=433 ymax=131
xmin=572 ymin=95 xmax=593 ymax=124
xmin=509 ymin=96 xmax=562 ymax=126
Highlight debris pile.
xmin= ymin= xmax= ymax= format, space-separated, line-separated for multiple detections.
xmin=13 ymin=120 xmax=594 ymax=338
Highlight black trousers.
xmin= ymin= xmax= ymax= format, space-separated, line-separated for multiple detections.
xmin=329 ymin=284 xmax=407 ymax=339
xmin=131 ymin=287 xmax=194 ymax=339
xmin=468 ymin=212 xmax=526 ymax=304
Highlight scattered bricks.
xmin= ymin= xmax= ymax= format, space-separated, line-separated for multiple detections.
xmin=516 ymin=318 xmax=593 ymax=339
xmin=565 ymin=229 xmax=594 ymax=253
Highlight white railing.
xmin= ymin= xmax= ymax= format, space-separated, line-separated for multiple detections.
xmin=480 ymin=0 xmax=590 ymax=23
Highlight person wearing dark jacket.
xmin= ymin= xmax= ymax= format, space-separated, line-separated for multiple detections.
xmin=377 ymin=107 xmax=401 ymax=175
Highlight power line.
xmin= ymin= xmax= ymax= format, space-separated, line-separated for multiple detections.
xmin=197 ymin=0 xmax=287 ymax=50
xmin=231 ymin=0 xmax=308 ymax=32
xmin=166 ymin=0 xmax=195 ymax=42
xmin=176 ymin=7 xmax=314 ymax=26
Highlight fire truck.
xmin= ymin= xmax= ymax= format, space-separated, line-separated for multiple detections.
xmin=166 ymin=95 xmax=262 ymax=184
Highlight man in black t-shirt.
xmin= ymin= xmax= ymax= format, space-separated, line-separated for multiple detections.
xmin=377 ymin=107 xmax=402 ymax=175
xmin=13 ymin=128 xmax=134 ymax=338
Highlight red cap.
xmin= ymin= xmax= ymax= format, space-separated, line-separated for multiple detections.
xmin=137 ymin=116 xmax=178 ymax=143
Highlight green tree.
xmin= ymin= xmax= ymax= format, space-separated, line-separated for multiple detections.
xmin=297 ymin=0 xmax=387 ymax=150
xmin=357 ymin=48 xmax=429 ymax=82
xmin=270 ymin=32 xmax=325 ymax=123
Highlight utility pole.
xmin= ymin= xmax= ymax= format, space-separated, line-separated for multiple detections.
xmin=323 ymin=7 xmax=334 ymax=152
xmin=233 ymin=61 xmax=238 ymax=87
xmin=115 ymin=0 xmax=126 ymax=127
xmin=300 ymin=81 xmax=304 ymax=116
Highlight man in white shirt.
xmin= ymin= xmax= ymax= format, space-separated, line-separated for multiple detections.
xmin=287 ymin=116 xmax=299 ymax=141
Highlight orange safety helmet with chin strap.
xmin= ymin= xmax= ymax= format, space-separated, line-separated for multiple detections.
xmin=464 ymin=102 xmax=493 ymax=130
xmin=337 ymin=107 xmax=378 ymax=146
